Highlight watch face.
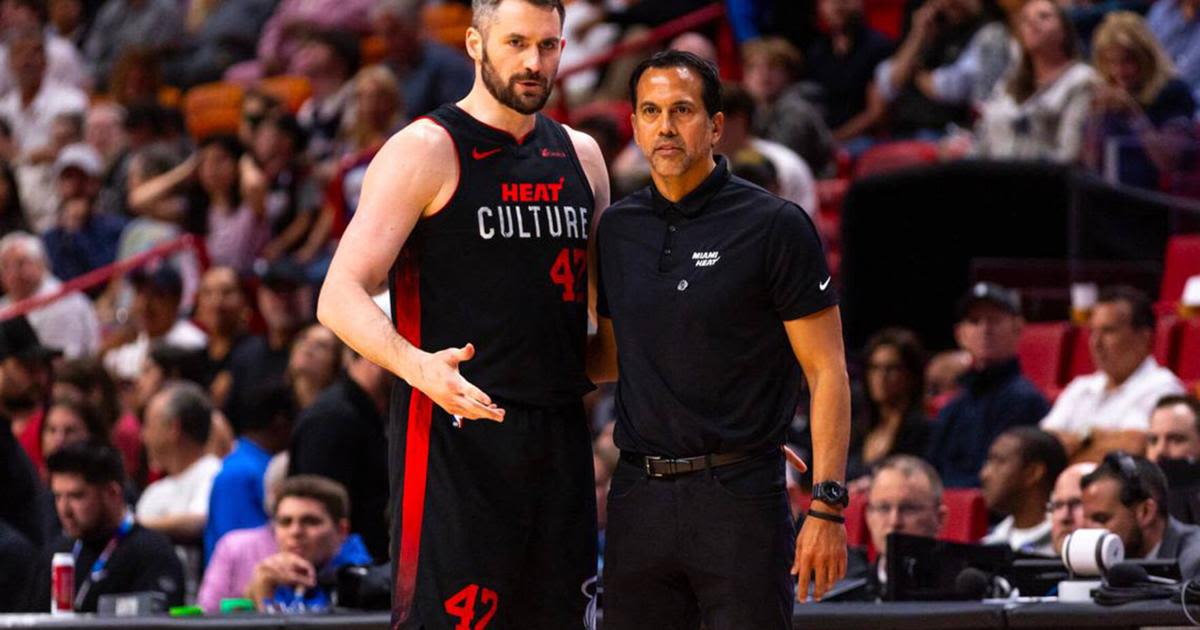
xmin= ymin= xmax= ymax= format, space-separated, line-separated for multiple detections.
xmin=817 ymin=482 xmax=848 ymax=505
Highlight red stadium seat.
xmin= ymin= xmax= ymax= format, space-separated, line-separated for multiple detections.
xmin=854 ymin=140 xmax=940 ymax=179
xmin=1067 ymin=324 xmax=1096 ymax=380
xmin=1155 ymin=313 xmax=1181 ymax=369
xmin=863 ymin=0 xmax=906 ymax=40
xmin=1159 ymin=234 xmax=1200 ymax=310
xmin=1174 ymin=318 xmax=1200 ymax=385
xmin=1017 ymin=321 xmax=1072 ymax=400
xmin=939 ymin=488 xmax=988 ymax=543
xmin=845 ymin=490 xmax=869 ymax=548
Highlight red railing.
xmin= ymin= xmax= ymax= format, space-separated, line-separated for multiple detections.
xmin=0 ymin=234 xmax=204 ymax=321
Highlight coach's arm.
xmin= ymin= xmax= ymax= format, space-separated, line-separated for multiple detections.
xmin=786 ymin=305 xmax=851 ymax=602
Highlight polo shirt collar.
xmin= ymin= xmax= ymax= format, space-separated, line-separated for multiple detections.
xmin=651 ymin=155 xmax=730 ymax=218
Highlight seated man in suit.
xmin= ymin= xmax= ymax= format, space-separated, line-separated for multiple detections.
xmin=1081 ymin=452 xmax=1200 ymax=580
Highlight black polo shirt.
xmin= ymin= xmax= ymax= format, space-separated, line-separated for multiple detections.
xmin=596 ymin=155 xmax=836 ymax=458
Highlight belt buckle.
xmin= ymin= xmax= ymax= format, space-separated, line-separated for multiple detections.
xmin=644 ymin=456 xmax=666 ymax=478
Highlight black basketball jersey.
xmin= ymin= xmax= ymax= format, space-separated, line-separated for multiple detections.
xmin=389 ymin=104 xmax=595 ymax=407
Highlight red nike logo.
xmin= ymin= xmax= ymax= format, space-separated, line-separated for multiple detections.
xmin=472 ymin=147 xmax=502 ymax=160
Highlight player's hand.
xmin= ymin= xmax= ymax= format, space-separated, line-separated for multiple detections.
xmin=792 ymin=509 xmax=847 ymax=602
xmin=413 ymin=343 xmax=505 ymax=422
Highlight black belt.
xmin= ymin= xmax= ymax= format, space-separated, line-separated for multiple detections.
xmin=620 ymin=449 xmax=764 ymax=478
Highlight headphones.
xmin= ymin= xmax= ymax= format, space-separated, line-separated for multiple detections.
xmin=1104 ymin=451 xmax=1150 ymax=506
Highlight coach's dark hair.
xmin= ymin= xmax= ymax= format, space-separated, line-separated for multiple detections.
xmin=46 ymin=440 xmax=126 ymax=487
xmin=1001 ymin=426 xmax=1068 ymax=495
xmin=472 ymin=0 xmax=565 ymax=29
xmin=629 ymin=50 xmax=723 ymax=118
xmin=1081 ymin=452 xmax=1168 ymax=517
xmin=1097 ymin=285 xmax=1154 ymax=331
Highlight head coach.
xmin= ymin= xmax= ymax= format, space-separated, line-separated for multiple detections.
xmin=589 ymin=50 xmax=851 ymax=629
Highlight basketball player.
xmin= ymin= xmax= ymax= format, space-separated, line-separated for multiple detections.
xmin=316 ymin=0 xmax=610 ymax=627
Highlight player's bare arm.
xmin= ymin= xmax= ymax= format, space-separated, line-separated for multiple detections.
xmin=317 ymin=120 xmax=504 ymax=422
xmin=786 ymin=305 xmax=851 ymax=602
xmin=564 ymin=126 xmax=618 ymax=384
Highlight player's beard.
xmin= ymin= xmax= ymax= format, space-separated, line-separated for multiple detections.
xmin=481 ymin=46 xmax=552 ymax=115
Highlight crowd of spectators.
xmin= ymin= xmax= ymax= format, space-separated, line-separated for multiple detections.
xmin=0 ymin=0 xmax=1195 ymax=616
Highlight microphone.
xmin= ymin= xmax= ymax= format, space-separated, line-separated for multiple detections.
xmin=955 ymin=567 xmax=992 ymax=600
xmin=1105 ymin=562 xmax=1178 ymax=587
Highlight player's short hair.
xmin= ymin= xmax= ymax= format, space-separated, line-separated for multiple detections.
xmin=274 ymin=475 xmax=351 ymax=523
xmin=629 ymin=50 xmax=723 ymax=118
xmin=1081 ymin=452 xmax=1168 ymax=517
xmin=472 ymin=0 xmax=565 ymax=31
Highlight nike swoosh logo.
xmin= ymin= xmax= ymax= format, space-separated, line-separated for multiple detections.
xmin=472 ymin=147 xmax=502 ymax=160
xmin=819 ymin=276 xmax=831 ymax=291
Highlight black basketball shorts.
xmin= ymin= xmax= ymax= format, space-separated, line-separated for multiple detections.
xmin=388 ymin=382 xmax=598 ymax=630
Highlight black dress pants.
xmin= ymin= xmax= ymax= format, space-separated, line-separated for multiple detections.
xmin=602 ymin=451 xmax=794 ymax=630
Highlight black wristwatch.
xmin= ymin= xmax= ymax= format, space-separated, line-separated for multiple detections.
xmin=812 ymin=480 xmax=849 ymax=508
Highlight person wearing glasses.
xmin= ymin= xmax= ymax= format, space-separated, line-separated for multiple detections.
xmin=858 ymin=455 xmax=947 ymax=594
xmin=1081 ymin=452 xmax=1200 ymax=579
xmin=1048 ymin=462 xmax=1097 ymax=556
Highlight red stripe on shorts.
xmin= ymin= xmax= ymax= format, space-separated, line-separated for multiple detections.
xmin=392 ymin=249 xmax=430 ymax=624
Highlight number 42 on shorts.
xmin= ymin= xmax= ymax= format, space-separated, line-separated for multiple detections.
xmin=444 ymin=583 xmax=498 ymax=630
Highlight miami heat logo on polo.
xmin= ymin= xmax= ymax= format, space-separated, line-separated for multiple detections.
xmin=476 ymin=177 xmax=591 ymax=241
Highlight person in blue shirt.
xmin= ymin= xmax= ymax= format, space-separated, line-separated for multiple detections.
xmin=205 ymin=382 xmax=294 ymax=558
xmin=244 ymin=475 xmax=372 ymax=612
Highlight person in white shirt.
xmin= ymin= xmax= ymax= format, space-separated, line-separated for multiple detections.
xmin=104 ymin=263 xmax=207 ymax=381
xmin=979 ymin=426 xmax=1067 ymax=556
xmin=1041 ymin=286 xmax=1183 ymax=460
xmin=137 ymin=381 xmax=222 ymax=599
xmin=0 ymin=231 xmax=99 ymax=358
xmin=0 ymin=27 xmax=86 ymax=159
xmin=0 ymin=0 xmax=87 ymax=96
xmin=717 ymin=83 xmax=818 ymax=215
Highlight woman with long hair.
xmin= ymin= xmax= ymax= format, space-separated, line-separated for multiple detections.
xmin=848 ymin=328 xmax=931 ymax=482
xmin=974 ymin=0 xmax=1095 ymax=162
xmin=1084 ymin=12 xmax=1196 ymax=189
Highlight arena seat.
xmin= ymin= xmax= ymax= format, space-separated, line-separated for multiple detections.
xmin=1154 ymin=313 xmax=1180 ymax=369
xmin=1159 ymin=233 xmax=1200 ymax=310
xmin=1017 ymin=321 xmax=1072 ymax=400
xmin=424 ymin=2 xmax=472 ymax=50
xmin=938 ymin=488 xmax=987 ymax=544
xmin=854 ymin=140 xmax=940 ymax=179
xmin=1173 ymin=318 xmax=1200 ymax=386
xmin=258 ymin=75 xmax=313 ymax=115
xmin=863 ymin=0 xmax=906 ymax=40
xmin=1066 ymin=324 xmax=1095 ymax=380
xmin=183 ymin=81 xmax=244 ymax=140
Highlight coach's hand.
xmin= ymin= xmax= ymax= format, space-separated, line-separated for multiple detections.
xmin=413 ymin=343 xmax=505 ymax=422
xmin=792 ymin=510 xmax=847 ymax=602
